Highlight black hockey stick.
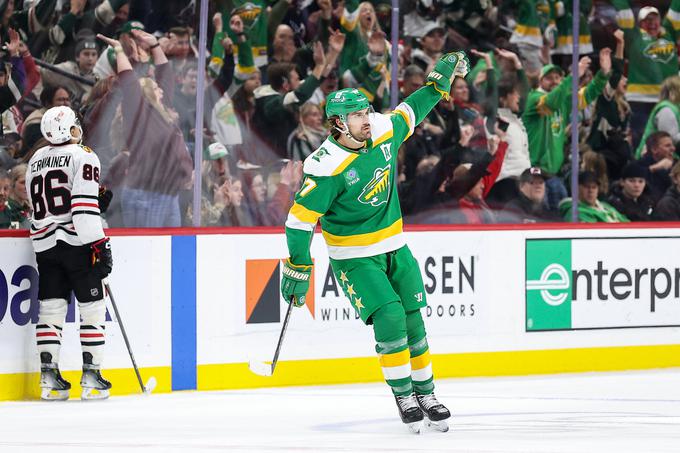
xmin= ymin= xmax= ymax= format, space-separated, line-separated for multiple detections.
xmin=104 ymin=281 xmax=156 ymax=394
xmin=249 ymin=298 xmax=295 ymax=376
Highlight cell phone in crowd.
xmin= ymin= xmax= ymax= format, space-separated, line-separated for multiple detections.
xmin=497 ymin=118 xmax=510 ymax=132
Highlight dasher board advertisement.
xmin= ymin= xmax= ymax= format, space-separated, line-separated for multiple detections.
xmin=526 ymin=237 xmax=680 ymax=331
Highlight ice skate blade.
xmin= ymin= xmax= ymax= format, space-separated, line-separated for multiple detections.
xmin=81 ymin=388 xmax=110 ymax=401
xmin=248 ymin=360 xmax=273 ymax=376
xmin=425 ymin=418 xmax=449 ymax=432
xmin=144 ymin=376 xmax=157 ymax=394
xmin=40 ymin=388 xmax=69 ymax=401
xmin=407 ymin=421 xmax=422 ymax=434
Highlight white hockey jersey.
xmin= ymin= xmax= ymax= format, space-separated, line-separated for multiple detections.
xmin=26 ymin=143 xmax=105 ymax=253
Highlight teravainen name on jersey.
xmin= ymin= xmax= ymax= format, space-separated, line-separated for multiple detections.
xmin=26 ymin=143 xmax=105 ymax=253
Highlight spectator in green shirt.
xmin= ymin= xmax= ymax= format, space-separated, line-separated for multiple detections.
xmin=559 ymin=171 xmax=630 ymax=222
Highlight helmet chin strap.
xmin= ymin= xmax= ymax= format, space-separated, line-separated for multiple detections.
xmin=336 ymin=119 xmax=365 ymax=148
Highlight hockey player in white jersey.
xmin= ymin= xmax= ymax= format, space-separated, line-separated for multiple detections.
xmin=26 ymin=106 xmax=114 ymax=400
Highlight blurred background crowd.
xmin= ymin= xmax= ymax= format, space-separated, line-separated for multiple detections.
xmin=2 ymin=0 xmax=680 ymax=229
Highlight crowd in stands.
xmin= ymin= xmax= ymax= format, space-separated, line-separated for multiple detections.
xmin=2 ymin=0 xmax=680 ymax=229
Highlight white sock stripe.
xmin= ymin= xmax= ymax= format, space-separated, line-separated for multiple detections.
xmin=411 ymin=363 xmax=433 ymax=382
xmin=382 ymin=363 xmax=412 ymax=381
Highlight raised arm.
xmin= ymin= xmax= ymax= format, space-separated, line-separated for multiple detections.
xmin=390 ymin=51 xmax=471 ymax=145
xmin=96 ymin=34 xmax=133 ymax=73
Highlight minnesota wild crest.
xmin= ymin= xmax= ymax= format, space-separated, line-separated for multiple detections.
xmin=358 ymin=164 xmax=391 ymax=207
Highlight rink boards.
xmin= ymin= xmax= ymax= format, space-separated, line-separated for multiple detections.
xmin=1 ymin=224 xmax=680 ymax=400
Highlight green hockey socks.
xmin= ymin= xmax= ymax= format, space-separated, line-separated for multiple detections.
xmin=372 ymin=303 xmax=435 ymax=397
xmin=406 ymin=309 xmax=434 ymax=395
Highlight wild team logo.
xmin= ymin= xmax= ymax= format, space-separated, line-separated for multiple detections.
xmin=358 ymin=164 xmax=391 ymax=207
xmin=233 ymin=2 xmax=263 ymax=26
xmin=643 ymin=38 xmax=675 ymax=64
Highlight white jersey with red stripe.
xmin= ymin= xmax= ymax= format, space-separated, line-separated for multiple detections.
xmin=26 ymin=143 xmax=105 ymax=253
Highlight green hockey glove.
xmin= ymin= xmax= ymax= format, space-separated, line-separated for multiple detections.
xmin=426 ymin=51 xmax=470 ymax=100
xmin=281 ymin=259 xmax=312 ymax=307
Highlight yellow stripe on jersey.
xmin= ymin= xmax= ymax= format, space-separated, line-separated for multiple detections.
xmin=236 ymin=64 xmax=257 ymax=74
xmin=379 ymin=348 xmax=410 ymax=367
xmin=331 ymin=153 xmax=360 ymax=176
xmin=556 ymin=35 xmax=592 ymax=47
xmin=394 ymin=109 xmax=411 ymax=130
xmin=514 ymin=24 xmax=541 ymax=38
xmin=627 ymin=84 xmax=662 ymax=95
xmin=322 ymin=219 xmax=402 ymax=247
xmin=426 ymin=81 xmax=450 ymax=101
xmin=372 ymin=129 xmax=394 ymax=147
xmin=290 ymin=202 xmax=323 ymax=224
xmin=577 ymin=87 xmax=588 ymax=110
xmin=392 ymin=108 xmax=414 ymax=140
xmin=358 ymin=87 xmax=375 ymax=102
xmin=340 ymin=9 xmax=359 ymax=32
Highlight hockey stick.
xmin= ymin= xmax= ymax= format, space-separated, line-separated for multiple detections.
xmin=104 ymin=281 xmax=156 ymax=394
xmin=248 ymin=298 xmax=295 ymax=376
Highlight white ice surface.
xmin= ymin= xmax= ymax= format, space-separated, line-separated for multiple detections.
xmin=1 ymin=370 xmax=679 ymax=453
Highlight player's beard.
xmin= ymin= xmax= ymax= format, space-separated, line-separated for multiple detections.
xmin=352 ymin=125 xmax=371 ymax=142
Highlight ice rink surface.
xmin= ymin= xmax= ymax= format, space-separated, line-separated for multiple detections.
xmin=1 ymin=369 xmax=679 ymax=453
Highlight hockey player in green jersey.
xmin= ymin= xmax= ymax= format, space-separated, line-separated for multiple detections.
xmin=281 ymin=51 xmax=470 ymax=433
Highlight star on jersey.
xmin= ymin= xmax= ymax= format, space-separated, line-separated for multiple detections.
xmin=354 ymin=297 xmax=364 ymax=310
xmin=339 ymin=271 xmax=349 ymax=285
xmin=346 ymin=284 xmax=356 ymax=297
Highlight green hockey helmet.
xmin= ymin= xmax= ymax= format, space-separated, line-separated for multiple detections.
xmin=325 ymin=88 xmax=370 ymax=121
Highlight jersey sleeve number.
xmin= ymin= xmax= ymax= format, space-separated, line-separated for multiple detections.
xmin=30 ymin=170 xmax=71 ymax=220
xmin=83 ymin=164 xmax=100 ymax=182
xmin=299 ymin=178 xmax=317 ymax=197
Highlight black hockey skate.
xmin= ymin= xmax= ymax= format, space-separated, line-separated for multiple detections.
xmin=40 ymin=352 xmax=71 ymax=401
xmin=416 ymin=393 xmax=451 ymax=432
xmin=395 ymin=393 xmax=424 ymax=434
xmin=80 ymin=352 xmax=111 ymax=400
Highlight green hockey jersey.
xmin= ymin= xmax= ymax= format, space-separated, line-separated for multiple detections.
xmin=552 ymin=0 xmax=593 ymax=55
xmin=613 ymin=0 xmax=680 ymax=103
xmin=220 ymin=0 xmax=288 ymax=68
xmin=523 ymin=70 xmax=608 ymax=174
xmin=284 ymin=86 xmax=441 ymax=262
xmin=508 ymin=0 xmax=549 ymax=47
xmin=559 ymin=198 xmax=630 ymax=222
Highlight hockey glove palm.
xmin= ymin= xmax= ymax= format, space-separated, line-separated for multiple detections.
xmin=281 ymin=259 xmax=312 ymax=307
xmin=91 ymin=237 xmax=113 ymax=279
xmin=426 ymin=51 xmax=470 ymax=100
